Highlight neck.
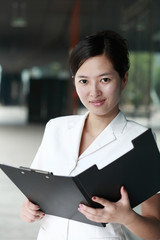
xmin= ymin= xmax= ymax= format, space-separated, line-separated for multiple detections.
xmin=85 ymin=109 xmax=119 ymax=137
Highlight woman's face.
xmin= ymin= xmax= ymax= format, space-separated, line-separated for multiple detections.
xmin=74 ymin=54 xmax=128 ymax=118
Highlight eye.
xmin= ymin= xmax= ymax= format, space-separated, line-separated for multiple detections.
xmin=79 ymin=79 xmax=87 ymax=84
xmin=101 ymin=78 xmax=110 ymax=83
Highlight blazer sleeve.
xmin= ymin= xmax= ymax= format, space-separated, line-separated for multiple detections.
xmin=30 ymin=121 xmax=51 ymax=170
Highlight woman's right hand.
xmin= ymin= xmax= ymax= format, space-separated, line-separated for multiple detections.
xmin=20 ymin=199 xmax=45 ymax=223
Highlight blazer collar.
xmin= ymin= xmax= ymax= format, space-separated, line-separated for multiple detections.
xmin=68 ymin=111 xmax=127 ymax=161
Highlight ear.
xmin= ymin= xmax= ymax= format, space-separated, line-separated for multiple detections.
xmin=121 ymin=71 xmax=128 ymax=91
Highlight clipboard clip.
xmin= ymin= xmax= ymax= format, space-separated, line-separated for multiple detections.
xmin=19 ymin=166 xmax=53 ymax=175
xmin=20 ymin=166 xmax=31 ymax=171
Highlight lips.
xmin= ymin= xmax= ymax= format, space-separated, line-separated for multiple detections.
xmin=89 ymin=99 xmax=105 ymax=106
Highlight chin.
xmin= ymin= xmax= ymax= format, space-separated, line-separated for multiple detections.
xmin=89 ymin=108 xmax=119 ymax=118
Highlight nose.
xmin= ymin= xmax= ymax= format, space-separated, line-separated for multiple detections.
xmin=89 ymin=83 xmax=102 ymax=98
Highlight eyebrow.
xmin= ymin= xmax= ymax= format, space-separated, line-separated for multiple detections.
xmin=99 ymin=73 xmax=113 ymax=77
xmin=76 ymin=72 xmax=113 ymax=78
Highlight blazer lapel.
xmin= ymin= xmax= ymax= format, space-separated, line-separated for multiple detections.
xmin=66 ymin=112 xmax=88 ymax=161
xmin=79 ymin=111 xmax=127 ymax=160
xmin=79 ymin=126 xmax=116 ymax=160
xmin=66 ymin=111 xmax=127 ymax=162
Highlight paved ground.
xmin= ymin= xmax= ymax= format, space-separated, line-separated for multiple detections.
xmin=0 ymin=124 xmax=44 ymax=239
xmin=0 ymin=106 xmax=160 ymax=240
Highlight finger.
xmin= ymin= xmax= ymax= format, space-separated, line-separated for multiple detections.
xmin=27 ymin=208 xmax=45 ymax=217
xmin=26 ymin=200 xmax=40 ymax=210
xmin=21 ymin=200 xmax=45 ymax=223
xmin=23 ymin=213 xmax=44 ymax=222
xmin=78 ymin=204 xmax=102 ymax=216
xmin=78 ymin=204 xmax=92 ymax=214
xmin=78 ymin=204 xmax=106 ymax=223
xmin=23 ymin=210 xmax=45 ymax=223
xmin=92 ymin=196 xmax=113 ymax=208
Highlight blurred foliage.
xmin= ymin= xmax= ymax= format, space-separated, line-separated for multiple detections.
xmin=121 ymin=51 xmax=160 ymax=110
xmin=152 ymin=54 xmax=160 ymax=96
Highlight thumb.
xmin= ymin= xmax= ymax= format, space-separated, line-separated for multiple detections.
xmin=120 ymin=186 xmax=129 ymax=203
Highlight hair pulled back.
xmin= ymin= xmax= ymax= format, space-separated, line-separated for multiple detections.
xmin=69 ymin=30 xmax=130 ymax=78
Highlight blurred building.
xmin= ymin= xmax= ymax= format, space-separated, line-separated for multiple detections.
xmin=0 ymin=0 xmax=160 ymax=123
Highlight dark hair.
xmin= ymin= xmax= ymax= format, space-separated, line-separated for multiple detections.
xmin=69 ymin=30 xmax=130 ymax=78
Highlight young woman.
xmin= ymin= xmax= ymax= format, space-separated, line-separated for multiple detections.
xmin=21 ymin=30 xmax=160 ymax=240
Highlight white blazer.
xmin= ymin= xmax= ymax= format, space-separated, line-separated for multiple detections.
xmin=31 ymin=111 xmax=148 ymax=240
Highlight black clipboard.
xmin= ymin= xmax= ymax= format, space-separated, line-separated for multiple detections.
xmin=1 ymin=128 xmax=160 ymax=227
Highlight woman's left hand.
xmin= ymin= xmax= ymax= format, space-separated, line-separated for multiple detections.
xmin=78 ymin=186 xmax=136 ymax=225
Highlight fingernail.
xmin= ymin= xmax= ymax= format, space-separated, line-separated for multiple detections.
xmin=79 ymin=204 xmax=83 ymax=208
xmin=78 ymin=204 xmax=82 ymax=211
xmin=92 ymin=196 xmax=96 ymax=200
xmin=78 ymin=207 xmax=81 ymax=212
